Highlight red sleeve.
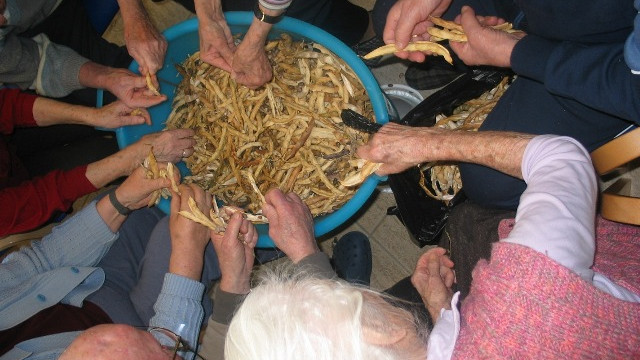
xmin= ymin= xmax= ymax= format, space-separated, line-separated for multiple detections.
xmin=0 ymin=165 xmax=97 ymax=236
xmin=0 ymin=89 xmax=38 ymax=135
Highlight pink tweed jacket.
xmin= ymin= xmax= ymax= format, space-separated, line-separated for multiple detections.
xmin=452 ymin=218 xmax=640 ymax=359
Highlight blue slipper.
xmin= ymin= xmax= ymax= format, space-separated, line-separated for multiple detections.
xmin=332 ymin=231 xmax=372 ymax=286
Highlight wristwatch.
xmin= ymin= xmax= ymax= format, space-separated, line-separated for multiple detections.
xmin=253 ymin=2 xmax=284 ymax=24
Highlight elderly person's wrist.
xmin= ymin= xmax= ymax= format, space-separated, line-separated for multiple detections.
xmin=219 ymin=275 xmax=251 ymax=294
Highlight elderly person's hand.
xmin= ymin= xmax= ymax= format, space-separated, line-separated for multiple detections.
xmin=384 ymin=0 xmax=452 ymax=62
xmin=211 ymin=209 xmax=258 ymax=294
xmin=124 ymin=16 xmax=168 ymax=77
xmin=449 ymin=6 xmax=526 ymax=67
xmin=231 ymin=42 xmax=272 ymax=89
xmin=102 ymin=67 xmax=167 ymax=109
xmin=169 ymin=183 xmax=213 ymax=279
xmin=114 ymin=165 xmax=172 ymax=211
xmin=195 ymin=0 xmax=235 ymax=72
xmin=137 ymin=128 xmax=196 ymax=163
xmin=262 ymin=188 xmax=319 ymax=263
xmin=411 ymin=247 xmax=455 ymax=322
xmin=92 ymin=100 xmax=151 ymax=128
xmin=357 ymin=123 xmax=444 ymax=175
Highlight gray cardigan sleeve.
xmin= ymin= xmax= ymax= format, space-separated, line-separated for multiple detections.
xmin=0 ymin=32 xmax=89 ymax=97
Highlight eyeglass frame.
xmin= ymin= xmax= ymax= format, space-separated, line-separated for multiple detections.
xmin=145 ymin=326 xmax=208 ymax=360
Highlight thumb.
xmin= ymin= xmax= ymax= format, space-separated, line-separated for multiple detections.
xmin=170 ymin=186 xmax=182 ymax=214
xmin=459 ymin=6 xmax=480 ymax=33
xmin=120 ymin=114 xmax=148 ymax=126
xmin=143 ymin=177 xmax=170 ymax=195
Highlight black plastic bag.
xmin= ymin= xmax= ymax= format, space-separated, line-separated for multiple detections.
xmin=387 ymin=68 xmax=510 ymax=247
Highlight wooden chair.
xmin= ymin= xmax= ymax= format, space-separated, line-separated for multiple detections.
xmin=590 ymin=127 xmax=640 ymax=225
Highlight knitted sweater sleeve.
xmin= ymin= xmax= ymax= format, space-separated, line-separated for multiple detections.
xmin=0 ymin=89 xmax=38 ymax=134
xmin=149 ymin=273 xmax=206 ymax=360
xmin=0 ymin=32 xmax=88 ymax=98
xmin=511 ymin=35 xmax=640 ymax=124
xmin=503 ymin=135 xmax=598 ymax=283
xmin=0 ymin=166 xmax=97 ymax=237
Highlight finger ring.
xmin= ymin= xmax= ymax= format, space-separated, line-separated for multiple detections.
xmin=182 ymin=149 xmax=187 ymax=158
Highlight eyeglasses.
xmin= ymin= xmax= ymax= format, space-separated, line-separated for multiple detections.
xmin=147 ymin=326 xmax=208 ymax=360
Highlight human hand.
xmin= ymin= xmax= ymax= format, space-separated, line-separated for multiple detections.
xmin=231 ymin=41 xmax=272 ymax=89
xmin=114 ymin=165 xmax=172 ymax=211
xmin=124 ymin=16 xmax=168 ymax=76
xmin=357 ymin=123 xmax=444 ymax=175
xmin=169 ymin=184 xmax=213 ymax=279
xmin=411 ymin=247 xmax=455 ymax=321
xmin=137 ymin=128 xmax=196 ymax=163
xmin=197 ymin=11 xmax=235 ymax=72
xmin=262 ymin=188 xmax=318 ymax=263
xmin=449 ymin=6 xmax=525 ymax=67
xmin=92 ymin=100 xmax=151 ymax=128
xmin=104 ymin=67 xmax=167 ymax=108
xmin=211 ymin=210 xmax=258 ymax=294
xmin=384 ymin=0 xmax=452 ymax=62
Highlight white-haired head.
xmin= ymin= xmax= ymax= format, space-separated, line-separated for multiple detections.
xmin=225 ymin=269 xmax=429 ymax=360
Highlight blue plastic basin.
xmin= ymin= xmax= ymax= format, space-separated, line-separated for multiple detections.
xmin=113 ymin=12 xmax=389 ymax=247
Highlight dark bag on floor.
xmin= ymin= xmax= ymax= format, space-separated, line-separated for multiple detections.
xmin=387 ymin=68 xmax=509 ymax=247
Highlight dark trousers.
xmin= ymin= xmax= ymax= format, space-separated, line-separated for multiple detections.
xmin=87 ymin=210 xmax=222 ymax=325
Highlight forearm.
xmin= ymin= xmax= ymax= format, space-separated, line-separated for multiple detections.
xmin=95 ymin=191 xmax=128 ymax=233
xmin=32 ymin=97 xmax=99 ymax=127
xmin=84 ymin=145 xmax=143 ymax=189
xmin=169 ymin=246 xmax=206 ymax=280
xmin=117 ymin=0 xmax=152 ymax=28
xmin=78 ymin=61 xmax=117 ymax=91
xmin=419 ymin=129 xmax=533 ymax=178
xmin=194 ymin=0 xmax=224 ymax=23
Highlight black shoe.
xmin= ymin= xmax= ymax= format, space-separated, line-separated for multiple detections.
xmin=405 ymin=56 xmax=464 ymax=90
xmin=351 ymin=36 xmax=387 ymax=68
xmin=331 ymin=231 xmax=372 ymax=286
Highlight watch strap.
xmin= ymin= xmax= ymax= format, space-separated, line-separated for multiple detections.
xmin=253 ymin=2 xmax=284 ymax=24
xmin=108 ymin=188 xmax=132 ymax=216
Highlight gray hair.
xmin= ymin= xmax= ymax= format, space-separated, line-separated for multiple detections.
xmin=225 ymin=268 xmax=429 ymax=360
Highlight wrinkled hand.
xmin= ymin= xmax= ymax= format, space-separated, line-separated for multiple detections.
xmin=198 ymin=13 xmax=235 ymax=72
xmin=124 ymin=17 xmax=168 ymax=76
xmin=384 ymin=0 xmax=452 ymax=62
xmin=357 ymin=123 xmax=442 ymax=175
xmin=115 ymin=165 xmax=171 ymax=210
xmin=231 ymin=42 xmax=272 ymax=89
xmin=449 ymin=6 xmax=526 ymax=67
xmin=170 ymin=184 xmax=212 ymax=252
xmin=262 ymin=188 xmax=318 ymax=263
xmin=138 ymin=128 xmax=196 ymax=163
xmin=169 ymin=184 xmax=213 ymax=279
xmin=105 ymin=68 xmax=167 ymax=108
xmin=411 ymin=247 xmax=455 ymax=322
xmin=93 ymin=100 xmax=151 ymax=128
xmin=211 ymin=210 xmax=258 ymax=294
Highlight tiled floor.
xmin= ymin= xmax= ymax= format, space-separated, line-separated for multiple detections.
xmin=103 ymin=0 xmax=427 ymax=292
